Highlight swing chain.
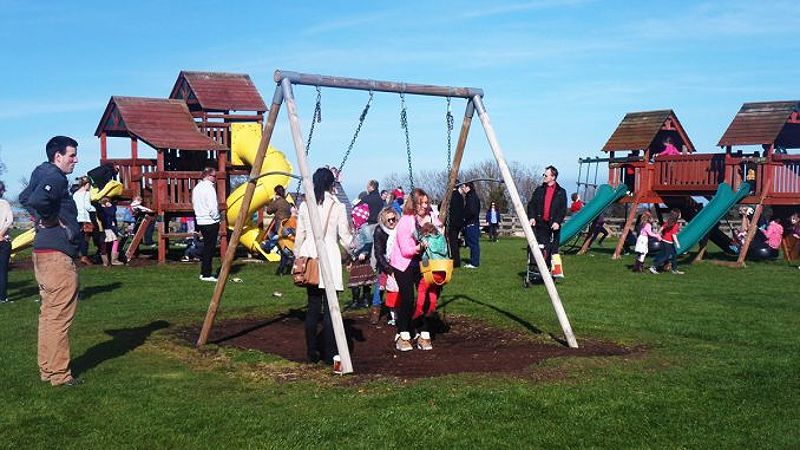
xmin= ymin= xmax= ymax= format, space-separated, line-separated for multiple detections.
xmin=445 ymin=97 xmax=454 ymax=176
xmin=400 ymin=93 xmax=414 ymax=190
xmin=296 ymin=86 xmax=323 ymax=198
xmin=338 ymin=90 xmax=374 ymax=173
xmin=304 ymin=86 xmax=322 ymax=156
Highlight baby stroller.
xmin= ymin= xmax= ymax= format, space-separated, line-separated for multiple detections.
xmin=523 ymin=233 xmax=554 ymax=288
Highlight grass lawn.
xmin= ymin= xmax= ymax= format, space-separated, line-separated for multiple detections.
xmin=2 ymin=237 xmax=799 ymax=448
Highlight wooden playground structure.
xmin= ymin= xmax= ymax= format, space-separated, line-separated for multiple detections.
xmin=576 ymin=102 xmax=800 ymax=266
xmin=94 ymin=71 xmax=267 ymax=262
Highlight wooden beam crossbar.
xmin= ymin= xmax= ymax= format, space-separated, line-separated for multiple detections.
xmin=273 ymin=70 xmax=484 ymax=99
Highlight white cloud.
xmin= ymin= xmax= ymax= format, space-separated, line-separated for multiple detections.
xmin=462 ymin=0 xmax=594 ymax=18
xmin=302 ymin=10 xmax=399 ymax=35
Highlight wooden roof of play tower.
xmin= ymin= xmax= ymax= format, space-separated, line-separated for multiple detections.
xmin=169 ymin=71 xmax=267 ymax=112
xmin=602 ymin=109 xmax=695 ymax=153
xmin=718 ymin=100 xmax=800 ymax=148
xmin=94 ymin=96 xmax=227 ymax=151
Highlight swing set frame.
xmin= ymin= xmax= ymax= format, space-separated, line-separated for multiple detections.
xmin=196 ymin=70 xmax=578 ymax=375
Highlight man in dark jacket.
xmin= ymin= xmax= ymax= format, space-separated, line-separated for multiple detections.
xmin=446 ymin=185 xmax=465 ymax=268
xmin=526 ymin=165 xmax=567 ymax=269
xmin=362 ymin=180 xmax=384 ymax=224
xmin=19 ymin=136 xmax=83 ymax=387
xmin=462 ymin=182 xmax=481 ymax=268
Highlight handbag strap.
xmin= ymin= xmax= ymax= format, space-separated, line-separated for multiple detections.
xmin=321 ymin=200 xmax=335 ymax=236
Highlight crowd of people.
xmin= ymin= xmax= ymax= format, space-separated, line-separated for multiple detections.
xmin=10 ymin=134 xmax=800 ymax=385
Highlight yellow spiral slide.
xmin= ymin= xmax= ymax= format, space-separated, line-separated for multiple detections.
xmin=227 ymin=123 xmax=293 ymax=261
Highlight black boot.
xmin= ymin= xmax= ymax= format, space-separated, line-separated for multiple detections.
xmin=348 ymin=287 xmax=362 ymax=309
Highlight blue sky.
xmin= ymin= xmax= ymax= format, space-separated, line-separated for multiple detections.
xmin=2 ymin=0 xmax=798 ymax=199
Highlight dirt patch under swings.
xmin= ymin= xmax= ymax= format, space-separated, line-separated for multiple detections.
xmin=180 ymin=312 xmax=634 ymax=379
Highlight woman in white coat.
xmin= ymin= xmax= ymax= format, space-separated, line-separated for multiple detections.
xmin=294 ymin=167 xmax=352 ymax=364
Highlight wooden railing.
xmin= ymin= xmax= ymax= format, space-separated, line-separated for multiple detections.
xmin=653 ymin=154 xmax=726 ymax=192
xmin=771 ymin=154 xmax=800 ymax=197
xmin=143 ymin=171 xmax=201 ymax=211
xmin=100 ymin=158 xmax=158 ymax=197
xmin=199 ymin=122 xmax=231 ymax=148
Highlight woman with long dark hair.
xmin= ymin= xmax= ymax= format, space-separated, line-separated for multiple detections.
xmin=294 ymin=167 xmax=352 ymax=363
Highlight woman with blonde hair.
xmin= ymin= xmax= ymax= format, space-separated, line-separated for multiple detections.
xmin=389 ymin=188 xmax=441 ymax=351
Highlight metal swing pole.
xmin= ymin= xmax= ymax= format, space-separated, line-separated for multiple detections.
xmin=280 ymin=77 xmax=354 ymax=374
xmin=472 ymin=95 xmax=578 ymax=349
xmin=197 ymin=86 xmax=284 ymax=347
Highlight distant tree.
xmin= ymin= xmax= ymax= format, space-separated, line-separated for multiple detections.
xmin=382 ymin=159 xmax=542 ymax=213
xmin=0 ymin=144 xmax=6 ymax=178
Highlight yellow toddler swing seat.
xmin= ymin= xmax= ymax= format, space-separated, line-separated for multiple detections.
xmin=420 ymin=257 xmax=453 ymax=286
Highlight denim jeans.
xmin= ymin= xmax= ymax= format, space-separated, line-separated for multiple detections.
xmin=464 ymin=224 xmax=480 ymax=266
xmin=371 ymin=271 xmax=383 ymax=306
xmin=0 ymin=240 xmax=9 ymax=300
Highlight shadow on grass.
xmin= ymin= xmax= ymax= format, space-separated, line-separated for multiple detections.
xmin=440 ymin=294 xmax=543 ymax=335
xmin=8 ymin=279 xmax=38 ymax=301
xmin=72 ymin=320 xmax=170 ymax=377
xmin=80 ymin=281 xmax=123 ymax=301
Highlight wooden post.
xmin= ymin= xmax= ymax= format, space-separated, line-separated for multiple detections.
xmin=472 ymin=95 xmax=578 ymax=348
xmin=130 ymin=138 xmax=140 ymax=195
xmin=577 ymin=232 xmax=594 ymax=255
xmin=692 ymin=237 xmax=709 ymax=264
xmin=736 ymin=174 xmax=773 ymax=267
xmin=612 ymin=200 xmax=639 ymax=259
xmin=156 ymin=151 xmax=166 ymax=263
xmin=196 ymin=87 xmax=283 ymax=347
xmin=125 ymin=214 xmax=154 ymax=261
xmin=279 ymin=78 xmax=355 ymax=373
xmin=217 ymin=150 xmax=228 ymax=258
xmin=131 ymin=137 xmax=139 ymax=159
xmin=100 ymin=132 xmax=107 ymax=160
xmin=439 ymin=100 xmax=474 ymax=226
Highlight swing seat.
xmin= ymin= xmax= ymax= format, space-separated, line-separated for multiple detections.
xmin=420 ymin=258 xmax=453 ymax=286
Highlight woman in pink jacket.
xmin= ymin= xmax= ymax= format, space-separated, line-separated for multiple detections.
xmin=390 ymin=188 xmax=439 ymax=352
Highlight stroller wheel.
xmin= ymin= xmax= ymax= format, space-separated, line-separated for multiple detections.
xmin=523 ymin=277 xmax=530 ymax=288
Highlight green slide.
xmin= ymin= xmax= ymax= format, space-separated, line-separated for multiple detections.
xmin=675 ymin=182 xmax=751 ymax=255
xmin=560 ymin=184 xmax=628 ymax=244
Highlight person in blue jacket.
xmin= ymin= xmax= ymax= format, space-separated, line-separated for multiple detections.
xmin=485 ymin=201 xmax=501 ymax=242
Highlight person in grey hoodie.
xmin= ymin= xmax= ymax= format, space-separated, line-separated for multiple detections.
xmin=19 ymin=136 xmax=82 ymax=387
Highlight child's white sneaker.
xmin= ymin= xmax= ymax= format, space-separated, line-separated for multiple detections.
xmin=395 ymin=332 xmax=413 ymax=352
xmin=416 ymin=331 xmax=433 ymax=351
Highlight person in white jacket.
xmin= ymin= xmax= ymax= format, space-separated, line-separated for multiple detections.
xmin=0 ymin=182 xmax=13 ymax=303
xmin=294 ymin=167 xmax=352 ymax=364
xmin=71 ymin=176 xmax=94 ymax=265
xmin=191 ymin=167 xmax=220 ymax=281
